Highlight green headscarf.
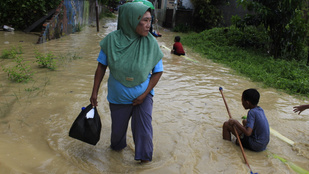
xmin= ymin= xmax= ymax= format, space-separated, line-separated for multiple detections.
xmin=100 ymin=2 xmax=164 ymax=87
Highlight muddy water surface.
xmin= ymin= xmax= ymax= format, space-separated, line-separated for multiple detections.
xmin=0 ymin=17 xmax=308 ymax=174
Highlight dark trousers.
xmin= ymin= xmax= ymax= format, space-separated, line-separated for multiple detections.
xmin=109 ymin=94 xmax=153 ymax=161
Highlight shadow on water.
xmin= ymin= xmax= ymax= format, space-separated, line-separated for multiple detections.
xmin=0 ymin=17 xmax=308 ymax=173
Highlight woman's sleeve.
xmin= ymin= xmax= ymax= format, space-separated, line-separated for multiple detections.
xmin=152 ymin=59 xmax=163 ymax=73
xmin=97 ymin=50 xmax=108 ymax=66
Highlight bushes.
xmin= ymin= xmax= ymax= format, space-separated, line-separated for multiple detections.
xmin=35 ymin=51 xmax=57 ymax=70
xmin=182 ymin=27 xmax=309 ymax=97
xmin=2 ymin=55 xmax=34 ymax=83
xmin=190 ymin=0 xmax=226 ymax=31
xmin=0 ymin=0 xmax=61 ymax=30
xmin=0 ymin=45 xmax=23 ymax=59
xmin=173 ymin=24 xmax=192 ymax=33
xmin=183 ymin=27 xmax=269 ymax=52
xmin=1 ymin=46 xmax=82 ymax=83
xmin=236 ymin=0 xmax=308 ymax=61
xmin=224 ymin=26 xmax=269 ymax=50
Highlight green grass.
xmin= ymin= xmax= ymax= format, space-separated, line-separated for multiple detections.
xmin=1 ymin=45 xmax=23 ymax=59
xmin=99 ymin=9 xmax=116 ymax=19
xmin=2 ymin=55 xmax=33 ymax=83
xmin=2 ymin=48 xmax=82 ymax=83
xmin=182 ymin=27 xmax=309 ymax=98
xmin=34 ymin=51 xmax=57 ymax=70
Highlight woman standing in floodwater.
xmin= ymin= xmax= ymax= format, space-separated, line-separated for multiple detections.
xmin=90 ymin=2 xmax=164 ymax=163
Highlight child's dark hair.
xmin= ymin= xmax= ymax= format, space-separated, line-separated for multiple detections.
xmin=242 ymin=88 xmax=260 ymax=105
xmin=175 ymin=36 xmax=181 ymax=42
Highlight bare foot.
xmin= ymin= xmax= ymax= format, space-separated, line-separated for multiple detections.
xmin=140 ymin=160 xmax=150 ymax=163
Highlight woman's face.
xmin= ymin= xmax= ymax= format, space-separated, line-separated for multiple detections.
xmin=135 ymin=11 xmax=151 ymax=37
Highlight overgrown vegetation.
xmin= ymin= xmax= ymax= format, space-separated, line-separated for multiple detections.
xmin=0 ymin=0 xmax=117 ymax=31
xmin=236 ymin=0 xmax=308 ymax=60
xmin=99 ymin=9 xmax=116 ymax=19
xmin=179 ymin=0 xmax=309 ymax=97
xmin=34 ymin=51 xmax=57 ymax=70
xmin=1 ymin=49 xmax=16 ymax=59
xmin=0 ymin=45 xmax=23 ymax=59
xmin=2 ymin=55 xmax=34 ymax=83
xmin=190 ymin=0 xmax=226 ymax=31
xmin=0 ymin=0 xmax=62 ymax=30
xmin=98 ymin=0 xmax=119 ymax=10
xmin=1 ymin=46 xmax=82 ymax=83
xmin=182 ymin=27 xmax=309 ymax=97
xmin=173 ymin=24 xmax=192 ymax=33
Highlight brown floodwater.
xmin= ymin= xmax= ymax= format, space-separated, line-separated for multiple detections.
xmin=0 ymin=17 xmax=308 ymax=174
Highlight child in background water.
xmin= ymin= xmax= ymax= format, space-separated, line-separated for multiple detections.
xmin=222 ymin=88 xmax=270 ymax=152
xmin=171 ymin=36 xmax=185 ymax=56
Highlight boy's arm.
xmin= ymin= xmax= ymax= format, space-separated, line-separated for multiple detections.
xmin=229 ymin=119 xmax=253 ymax=136
xmin=293 ymin=104 xmax=309 ymax=115
xmin=171 ymin=44 xmax=175 ymax=53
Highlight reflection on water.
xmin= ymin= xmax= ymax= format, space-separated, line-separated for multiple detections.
xmin=0 ymin=17 xmax=308 ymax=174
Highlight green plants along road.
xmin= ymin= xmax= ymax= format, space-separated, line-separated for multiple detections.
xmin=1 ymin=46 xmax=82 ymax=83
xmin=1 ymin=45 xmax=23 ymax=59
xmin=34 ymin=51 xmax=57 ymax=70
xmin=2 ymin=55 xmax=34 ymax=83
xmin=0 ymin=0 xmax=62 ymax=30
xmin=182 ymin=27 xmax=309 ymax=98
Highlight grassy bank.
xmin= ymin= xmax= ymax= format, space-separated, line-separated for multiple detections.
xmin=181 ymin=27 xmax=309 ymax=98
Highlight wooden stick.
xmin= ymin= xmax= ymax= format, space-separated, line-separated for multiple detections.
xmin=219 ymin=87 xmax=253 ymax=172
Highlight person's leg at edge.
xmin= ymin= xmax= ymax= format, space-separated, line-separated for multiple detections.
xmin=222 ymin=121 xmax=232 ymax=141
xmin=223 ymin=121 xmax=244 ymax=145
xmin=131 ymin=93 xmax=153 ymax=163
xmin=109 ymin=103 xmax=133 ymax=151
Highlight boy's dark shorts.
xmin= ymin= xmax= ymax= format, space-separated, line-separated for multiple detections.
xmin=236 ymin=134 xmax=267 ymax=152
xmin=236 ymin=135 xmax=254 ymax=151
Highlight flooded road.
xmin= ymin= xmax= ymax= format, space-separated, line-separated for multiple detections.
xmin=0 ymin=17 xmax=308 ymax=174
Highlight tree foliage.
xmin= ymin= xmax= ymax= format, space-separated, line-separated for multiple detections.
xmin=98 ymin=0 xmax=119 ymax=8
xmin=236 ymin=0 xmax=308 ymax=61
xmin=0 ymin=0 xmax=62 ymax=30
xmin=190 ymin=0 xmax=226 ymax=31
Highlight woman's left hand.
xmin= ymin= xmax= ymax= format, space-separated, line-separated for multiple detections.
xmin=132 ymin=94 xmax=146 ymax=106
xmin=132 ymin=72 xmax=163 ymax=106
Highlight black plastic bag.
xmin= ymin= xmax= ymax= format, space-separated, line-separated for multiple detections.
xmin=69 ymin=104 xmax=102 ymax=145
